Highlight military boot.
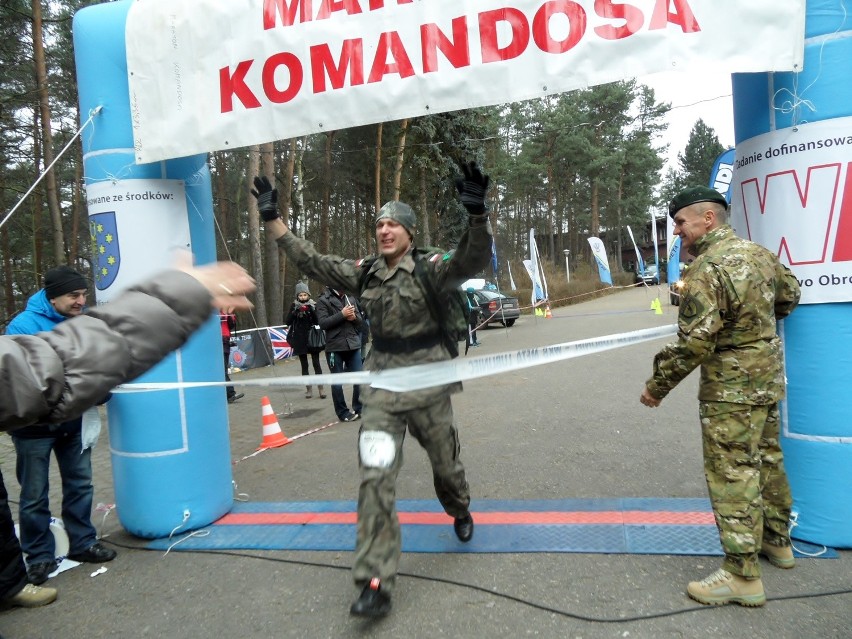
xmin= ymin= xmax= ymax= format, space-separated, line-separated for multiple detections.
xmin=305 ymin=385 xmax=313 ymax=399
xmin=760 ymin=543 xmax=795 ymax=569
xmin=350 ymin=578 xmax=391 ymax=618
xmin=687 ymin=568 xmax=765 ymax=607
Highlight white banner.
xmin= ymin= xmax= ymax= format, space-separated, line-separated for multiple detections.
xmin=126 ymin=0 xmax=805 ymax=163
xmin=86 ymin=180 xmax=192 ymax=304
xmin=587 ymin=236 xmax=612 ymax=285
xmin=729 ymin=116 xmax=852 ymax=305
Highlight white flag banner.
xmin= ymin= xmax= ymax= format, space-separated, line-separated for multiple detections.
xmin=626 ymin=225 xmax=645 ymax=275
xmin=126 ymin=0 xmax=806 ymax=163
xmin=587 ymin=236 xmax=612 ymax=285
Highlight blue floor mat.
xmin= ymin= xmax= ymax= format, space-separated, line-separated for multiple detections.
xmin=145 ymin=498 xmax=837 ymax=558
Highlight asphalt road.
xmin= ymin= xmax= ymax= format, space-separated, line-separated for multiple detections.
xmin=1 ymin=285 xmax=849 ymax=638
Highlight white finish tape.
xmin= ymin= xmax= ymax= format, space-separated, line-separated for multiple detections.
xmin=114 ymin=324 xmax=676 ymax=395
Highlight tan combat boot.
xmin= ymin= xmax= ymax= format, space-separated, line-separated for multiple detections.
xmin=318 ymin=385 xmax=327 ymax=399
xmin=686 ymin=568 xmax=765 ymax=607
xmin=760 ymin=543 xmax=795 ymax=569
xmin=6 ymin=583 xmax=58 ymax=608
xmin=305 ymin=385 xmax=313 ymax=399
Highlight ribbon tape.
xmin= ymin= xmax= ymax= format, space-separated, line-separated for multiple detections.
xmin=114 ymin=324 xmax=677 ymax=395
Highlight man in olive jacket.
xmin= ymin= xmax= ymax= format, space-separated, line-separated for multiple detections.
xmin=252 ymin=162 xmax=491 ymax=618
xmin=640 ymin=186 xmax=801 ymax=608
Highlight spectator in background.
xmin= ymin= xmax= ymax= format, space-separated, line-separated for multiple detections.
xmin=357 ymin=301 xmax=370 ymax=364
xmin=316 ymin=287 xmax=363 ymax=422
xmin=220 ymin=310 xmax=244 ymax=403
xmin=466 ymin=287 xmax=481 ymax=347
xmin=6 ymin=266 xmax=116 ymax=586
xmin=284 ymin=282 xmax=326 ymax=399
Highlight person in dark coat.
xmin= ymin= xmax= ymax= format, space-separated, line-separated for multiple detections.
xmin=284 ymin=282 xmax=326 ymax=399
xmin=316 ymin=287 xmax=363 ymax=422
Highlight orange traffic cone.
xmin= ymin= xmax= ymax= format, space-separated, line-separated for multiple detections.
xmin=257 ymin=396 xmax=290 ymax=450
xmin=545 ymin=304 xmax=553 ymax=319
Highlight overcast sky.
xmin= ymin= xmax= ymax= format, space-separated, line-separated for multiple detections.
xmin=637 ymin=70 xmax=735 ymax=173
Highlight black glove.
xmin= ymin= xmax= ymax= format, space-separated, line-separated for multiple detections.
xmin=250 ymin=175 xmax=280 ymax=221
xmin=454 ymin=161 xmax=490 ymax=215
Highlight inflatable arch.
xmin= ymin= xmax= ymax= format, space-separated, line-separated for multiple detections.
xmin=73 ymin=1 xmax=232 ymax=538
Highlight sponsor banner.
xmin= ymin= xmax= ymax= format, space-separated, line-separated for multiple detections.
xmin=730 ymin=116 xmax=852 ymax=304
xmin=626 ymin=225 xmax=645 ymax=276
xmin=86 ymin=180 xmax=191 ymax=304
xmin=126 ymin=0 xmax=805 ymax=162
xmin=709 ymin=147 xmax=736 ymax=201
xmin=230 ymin=329 xmax=275 ymax=370
xmin=587 ymin=237 xmax=612 ymax=285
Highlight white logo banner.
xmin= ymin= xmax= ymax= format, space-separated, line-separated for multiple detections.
xmin=126 ymin=0 xmax=805 ymax=163
xmin=730 ymin=116 xmax=852 ymax=305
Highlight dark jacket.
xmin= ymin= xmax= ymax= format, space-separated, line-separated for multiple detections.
xmin=0 ymin=270 xmax=217 ymax=431
xmin=316 ymin=288 xmax=362 ymax=353
xmin=284 ymin=299 xmax=322 ymax=356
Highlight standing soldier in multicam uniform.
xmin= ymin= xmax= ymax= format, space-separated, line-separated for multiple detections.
xmin=251 ymin=162 xmax=492 ymax=618
xmin=640 ymin=186 xmax=801 ymax=607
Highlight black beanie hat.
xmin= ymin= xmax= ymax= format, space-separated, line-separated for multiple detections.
xmin=44 ymin=266 xmax=88 ymax=299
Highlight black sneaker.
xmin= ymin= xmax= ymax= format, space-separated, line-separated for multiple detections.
xmin=341 ymin=411 xmax=359 ymax=422
xmin=350 ymin=578 xmax=391 ymax=618
xmin=454 ymin=514 xmax=474 ymax=542
xmin=67 ymin=542 xmax=117 ymax=563
xmin=227 ymin=393 xmax=245 ymax=404
xmin=26 ymin=559 xmax=58 ymax=586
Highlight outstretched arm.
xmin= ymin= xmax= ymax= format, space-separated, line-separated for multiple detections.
xmin=0 ymin=262 xmax=255 ymax=430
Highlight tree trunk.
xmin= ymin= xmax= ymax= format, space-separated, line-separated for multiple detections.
xmin=32 ymin=0 xmax=65 ymax=263
xmin=293 ymin=138 xmax=306 ymax=237
xmin=419 ymin=166 xmax=431 ymax=247
xmin=247 ymin=146 xmax=267 ymax=325
xmin=278 ymin=139 xmax=297 ymax=302
xmin=261 ymin=142 xmax=281 ymax=324
xmin=320 ymin=131 xmax=335 ymax=253
xmin=374 ymin=123 xmax=383 ymax=213
xmin=391 ymin=118 xmax=409 ymax=200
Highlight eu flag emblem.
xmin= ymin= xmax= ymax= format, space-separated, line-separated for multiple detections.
xmin=89 ymin=212 xmax=121 ymax=290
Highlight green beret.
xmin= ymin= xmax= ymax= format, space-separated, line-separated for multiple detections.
xmin=668 ymin=186 xmax=728 ymax=219
xmin=376 ymin=201 xmax=416 ymax=235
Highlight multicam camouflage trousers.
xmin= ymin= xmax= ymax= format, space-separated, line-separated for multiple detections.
xmin=352 ymin=396 xmax=470 ymax=594
xmin=699 ymin=401 xmax=793 ymax=578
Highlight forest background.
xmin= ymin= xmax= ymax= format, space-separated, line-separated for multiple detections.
xmin=0 ymin=0 xmax=728 ymax=329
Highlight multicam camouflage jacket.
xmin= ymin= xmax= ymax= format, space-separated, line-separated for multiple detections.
xmin=647 ymin=225 xmax=801 ymax=404
xmin=277 ymin=222 xmax=491 ymax=411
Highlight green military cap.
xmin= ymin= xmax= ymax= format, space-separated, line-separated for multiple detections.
xmin=376 ymin=201 xmax=416 ymax=235
xmin=668 ymin=186 xmax=728 ymax=219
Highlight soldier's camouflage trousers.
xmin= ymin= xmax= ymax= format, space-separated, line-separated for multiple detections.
xmin=700 ymin=401 xmax=793 ymax=578
xmin=352 ymin=396 xmax=470 ymax=594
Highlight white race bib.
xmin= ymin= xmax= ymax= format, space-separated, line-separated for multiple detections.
xmin=359 ymin=431 xmax=396 ymax=469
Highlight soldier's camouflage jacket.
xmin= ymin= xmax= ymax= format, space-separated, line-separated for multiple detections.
xmin=277 ymin=222 xmax=491 ymax=412
xmin=646 ymin=224 xmax=800 ymax=404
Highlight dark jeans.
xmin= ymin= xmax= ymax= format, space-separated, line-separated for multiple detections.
xmin=326 ymin=349 xmax=363 ymax=419
xmin=223 ymin=340 xmax=236 ymax=398
xmin=12 ymin=431 xmax=97 ymax=563
xmin=298 ymin=352 xmax=324 ymax=377
xmin=0 ymin=468 xmax=27 ymax=601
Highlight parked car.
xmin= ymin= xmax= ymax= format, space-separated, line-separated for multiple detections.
xmin=669 ymin=262 xmax=687 ymax=306
xmin=635 ymin=264 xmax=660 ymax=286
xmin=470 ymin=289 xmax=520 ymax=327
